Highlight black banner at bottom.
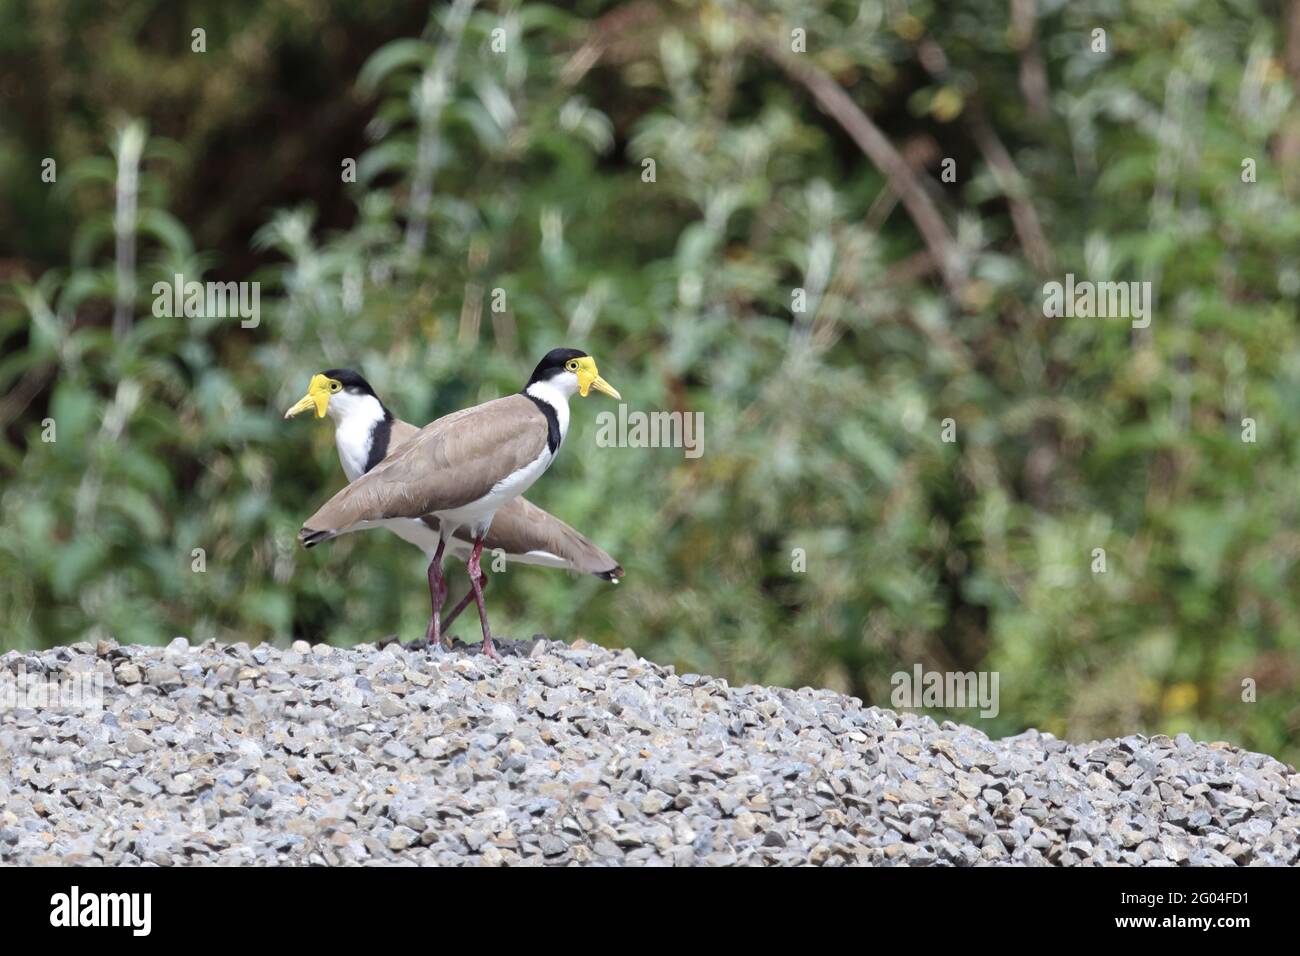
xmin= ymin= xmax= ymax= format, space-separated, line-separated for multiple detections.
xmin=0 ymin=864 xmax=1284 ymax=941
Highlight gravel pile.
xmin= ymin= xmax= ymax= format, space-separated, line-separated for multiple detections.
xmin=1 ymin=637 xmax=1297 ymax=866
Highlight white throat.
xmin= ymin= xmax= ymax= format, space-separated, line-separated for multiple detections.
xmin=524 ymin=379 xmax=572 ymax=446
xmin=330 ymin=393 xmax=388 ymax=482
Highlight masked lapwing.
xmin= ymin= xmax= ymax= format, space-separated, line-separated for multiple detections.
xmin=284 ymin=367 xmax=623 ymax=633
xmin=296 ymin=349 xmax=621 ymax=658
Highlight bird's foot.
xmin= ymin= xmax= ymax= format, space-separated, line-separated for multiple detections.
xmin=422 ymin=620 xmax=446 ymax=654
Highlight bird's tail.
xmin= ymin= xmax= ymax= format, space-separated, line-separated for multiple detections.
xmin=298 ymin=527 xmax=337 ymax=549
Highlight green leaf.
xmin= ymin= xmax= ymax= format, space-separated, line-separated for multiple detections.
xmin=357 ymin=38 xmax=436 ymax=92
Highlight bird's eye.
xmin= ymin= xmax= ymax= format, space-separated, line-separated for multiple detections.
xmin=330 ymin=382 xmax=341 ymax=392
xmin=566 ymin=360 xmax=579 ymax=372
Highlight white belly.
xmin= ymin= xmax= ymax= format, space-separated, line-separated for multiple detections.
xmin=436 ymin=447 xmax=556 ymax=537
xmin=385 ymin=517 xmax=442 ymax=555
xmin=334 ymin=516 xmax=441 ymax=557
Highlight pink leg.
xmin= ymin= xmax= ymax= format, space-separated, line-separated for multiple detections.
xmin=466 ymin=535 xmax=500 ymax=660
xmin=442 ymin=568 xmax=489 ymax=631
xmin=423 ymin=537 xmax=448 ymax=649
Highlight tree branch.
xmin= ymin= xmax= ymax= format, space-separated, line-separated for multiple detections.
xmin=1009 ymin=0 xmax=1051 ymax=121
xmin=1274 ymin=0 xmax=1300 ymax=195
xmin=918 ymin=39 xmax=1055 ymax=275
xmin=755 ymin=38 xmax=967 ymax=300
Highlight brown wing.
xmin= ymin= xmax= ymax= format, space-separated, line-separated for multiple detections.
xmin=301 ymin=394 xmax=548 ymax=536
xmin=337 ymin=413 xmax=621 ymax=579
xmin=481 ymin=496 xmax=623 ymax=579
xmin=388 ymin=417 xmax=420 ymax=452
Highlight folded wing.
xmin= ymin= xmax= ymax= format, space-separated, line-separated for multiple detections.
xmin=300 ymin=394 xmax=548 ymax=538
xmin=485 ymin=496 xmax=623 ymax=580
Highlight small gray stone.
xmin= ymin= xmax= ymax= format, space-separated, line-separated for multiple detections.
xmin=146 ymin=664 xmax=183 ymax=690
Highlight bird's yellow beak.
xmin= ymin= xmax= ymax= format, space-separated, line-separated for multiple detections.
xmin=284 ymin=374 xmax=332 ymax=419
xmin=576 ymin=356 xmax=621 ymax=400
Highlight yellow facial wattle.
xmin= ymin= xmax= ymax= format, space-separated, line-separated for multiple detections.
xmin=284 ymin=374 xmax=335 ymax=419
xmin=574 ymin=356 xmax=621 ymax=400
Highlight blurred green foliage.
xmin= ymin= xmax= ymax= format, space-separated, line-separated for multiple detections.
xmin=1 ymin=0 xmax=1298 ymax=762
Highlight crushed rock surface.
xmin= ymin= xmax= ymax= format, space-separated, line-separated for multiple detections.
xmin=1 ymin=638 xmax=1297 ymax=866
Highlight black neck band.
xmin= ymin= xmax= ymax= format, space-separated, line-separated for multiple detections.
xmin=522 ymin=392 xmax=562 ymax=454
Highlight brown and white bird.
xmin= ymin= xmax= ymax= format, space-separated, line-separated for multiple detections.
xmin=284 ymin=367 xmax=623 ymax=633
xmin=295 ymin=349 xmax=621 ymax=658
